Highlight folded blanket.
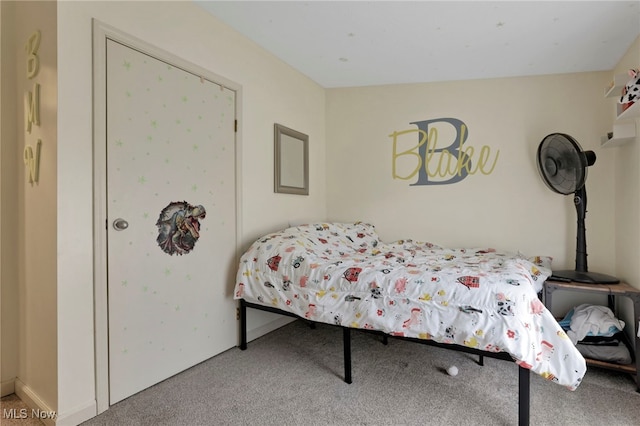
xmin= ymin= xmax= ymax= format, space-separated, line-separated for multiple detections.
xmin=578 ymin=335 xmax=621 ymax=346
xmin=559 ymin=308 xmax=621 ymax=337
xmin=566 ymin=304 xmax=625 ymax=345
xmin=577 ymin=341 xmax=632 ymax=365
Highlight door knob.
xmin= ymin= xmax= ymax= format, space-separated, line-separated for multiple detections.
xmin=113 ymin=218 xmax=129 ymax=231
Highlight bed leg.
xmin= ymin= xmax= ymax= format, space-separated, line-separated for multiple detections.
xmin=518 ymin=365 xmax=530 ymax=426
xmin=478 ymin=355 xmax=484 ymax=366
xmin=239 ymin=299 xmax=247 ymax=350
xmin=343 ymin=327 xmax=353 ymax=384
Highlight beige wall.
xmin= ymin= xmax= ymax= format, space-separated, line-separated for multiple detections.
xmin=57 ymin=0 xmax=326 ymax=423
xmin=325 ymin=39 xmax=640 ymax=324
xmin=612 ymin=36 xmax=640 ymax=341
xmin=326 ymin=73 xmax=616 ymax=270
xmin=0 ymin=0 xmax=58 ymax=413
xmin=0 ymin=0 xmax=20 ymax=398
xmin=1 ymin=0 xmax=637 ymax=424
xmin=17 ymin=0 xmax=58 ymax=412
xmin=614 ymin=35 xmax=640 ymax=286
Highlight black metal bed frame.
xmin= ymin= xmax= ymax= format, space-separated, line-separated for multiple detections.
xmin=239 ymin=299 xmax=530 ymax=426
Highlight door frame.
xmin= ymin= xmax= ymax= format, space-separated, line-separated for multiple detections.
xmin=92 ymin=20 xmax=243 ymax=414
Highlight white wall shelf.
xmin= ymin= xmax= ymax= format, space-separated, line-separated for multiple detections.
xmin=601 ymin=122 xmax=637 ymax=148
xmin=616 ymin=101 xmax=640 ymax=121
xmin=603 ymin=73 xmax=639 ymax=147
xmin=605 ymin=73 xmax=629 ymax=98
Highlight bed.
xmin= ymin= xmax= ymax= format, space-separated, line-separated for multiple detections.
xmin=234 ymin=222 xmax=586 ymax=425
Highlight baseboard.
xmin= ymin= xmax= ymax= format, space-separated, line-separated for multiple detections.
xmin=14 ymin=379 xmax=58 ymax=426
xmin=1 ymin=377 xmax=15 ymax=397
xmin=246 ymin=315 xmax=295 ymax=343
xmin=14 ymin=379 xmax=97 ymax=426
xmin=54 ymin=400 xmax=97 ymax=426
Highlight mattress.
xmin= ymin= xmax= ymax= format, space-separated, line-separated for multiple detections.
xmin=234 ymin=222 xmax=586 ymax=389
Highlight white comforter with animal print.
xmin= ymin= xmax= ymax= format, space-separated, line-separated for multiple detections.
xmin=234 ymin=222 xmax=586 ymax=389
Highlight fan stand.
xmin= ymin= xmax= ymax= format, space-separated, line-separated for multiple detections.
xmin=551 ymin=186 xmax=620 ymax=284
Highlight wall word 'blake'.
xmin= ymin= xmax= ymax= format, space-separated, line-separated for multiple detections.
xmin=389 ymin=118 xmax=499 ymax=186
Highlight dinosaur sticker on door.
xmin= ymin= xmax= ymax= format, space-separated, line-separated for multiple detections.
xmin=156 ymin=201 xmax=206 ymax=255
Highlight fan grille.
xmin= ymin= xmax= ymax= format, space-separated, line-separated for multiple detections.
xmin=537 ymin=133 xmax=587 ymax=195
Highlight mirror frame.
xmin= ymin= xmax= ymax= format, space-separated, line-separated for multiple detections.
xmin=274 ymin=123 xmax=309 ymax=195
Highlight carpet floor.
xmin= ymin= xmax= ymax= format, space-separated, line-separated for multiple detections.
xmin=82 ymin=320 xmax=640 ymax=425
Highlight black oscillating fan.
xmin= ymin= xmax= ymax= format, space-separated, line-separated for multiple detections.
xmin=537 ymin=133 xmax=619 ymax=284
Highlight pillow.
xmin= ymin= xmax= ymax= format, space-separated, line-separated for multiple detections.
xmin=289 ymin=222 xmax=380 ymax=253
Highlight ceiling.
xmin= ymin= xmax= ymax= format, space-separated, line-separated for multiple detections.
xmin=195 ymin=1 xmax=640 ymax=88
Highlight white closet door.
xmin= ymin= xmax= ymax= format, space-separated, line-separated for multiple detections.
xmin=106 ymin=39 xmax=237 ymax=403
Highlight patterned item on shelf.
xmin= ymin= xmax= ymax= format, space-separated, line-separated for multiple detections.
xmin=619 ymin=68 xmax=639 ymax=111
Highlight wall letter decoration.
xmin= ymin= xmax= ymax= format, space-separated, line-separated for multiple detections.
xmin=23 ymin=30 xmax=43 ymax=185
xmin=25 ymin=30 xmax=41 ymax=79
xmin=24 ymin=83 xmax=40 ymax=134
xmin=23 ymin=139 xmax=42 ymax=184
xmin=389 ymin=118 xmax=499 ymax=186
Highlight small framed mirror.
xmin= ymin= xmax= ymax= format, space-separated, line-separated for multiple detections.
xmin=274 ymin=123 xmax=309 ymax=195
